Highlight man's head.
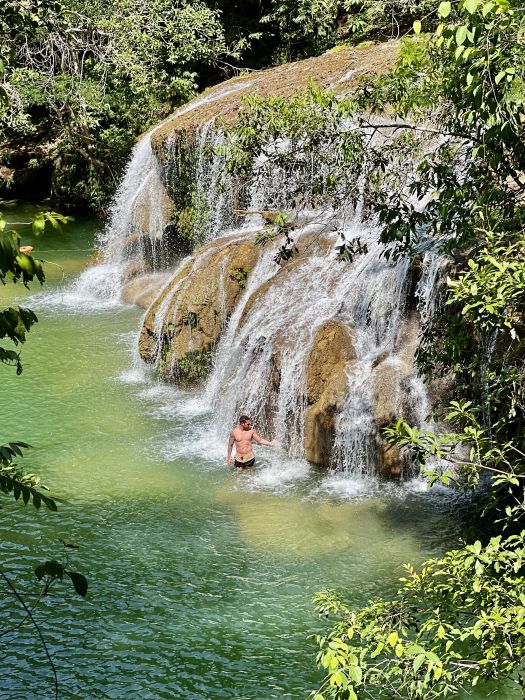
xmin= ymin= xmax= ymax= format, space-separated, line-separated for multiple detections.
xmin=239 ymin=415 xmax=252 ymax=430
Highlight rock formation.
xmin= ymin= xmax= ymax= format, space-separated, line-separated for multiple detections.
xmin=105 ymin=39 xmax=438 ymax=477
xmin=304 ymin=320 xmax=356 ymax=467
xmin=371 ymin=314 xmax=421 ymax=477
xmin=139 ymin=236 xmax=259 ymax=383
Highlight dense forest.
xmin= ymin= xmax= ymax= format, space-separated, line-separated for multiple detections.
xmin=2 ymin=1 xmax=525 ymax=699
xmin=1 ymin=0 xmax=431 ymax=211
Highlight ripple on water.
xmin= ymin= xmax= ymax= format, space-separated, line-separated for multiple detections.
xmin=0 ymin=271 xmax=489 ymax=700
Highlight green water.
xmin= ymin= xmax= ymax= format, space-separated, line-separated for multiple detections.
xmin=0 ymin=208 xmax=519 ymax=699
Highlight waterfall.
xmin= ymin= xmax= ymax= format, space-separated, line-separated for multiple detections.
xmin=68 ymin=78 xmax=446 ymax=478
xmin=202 ymin=216 xmax=429 ymax=475
xmin=129 ymin=113 xmax=443 ymax=476
xmin=69 ymin=80 xmax=254 ymax=307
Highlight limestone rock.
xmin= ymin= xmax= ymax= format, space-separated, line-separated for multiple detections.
xmin=304 ymin=320 xmax=356 ymax=467
xmin=371 ymin=313 xmax=421 ymax=477
xmin=139 ymin=237 xmax=259 ymax=383
xmin=239 ymin=232 xmax=334 ymax=327
xmin=121 ymin=272 xmax=171 ymax=309
xmin=150 ymin=41 xmax=400 ymax=158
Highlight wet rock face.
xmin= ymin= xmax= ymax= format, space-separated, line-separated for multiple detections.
xmin=139 ymin=237 xmax=259 ymax=384
xmin=123 ymin=41 xmax=438 ymax=476
xmin=121 ymin=272 xmax=172 ymax=310
xmin=371 ymin=313 xmax=422 ymax=477
xmin=304 ymin=320 xmax=356 ymax=467
xmin=302 ymin=314 xmax=423 ymax=475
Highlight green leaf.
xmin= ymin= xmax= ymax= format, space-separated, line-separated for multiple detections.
xmin=387 ymin=631 xmax=398 ymax=647
xmin=35 ymin=560 xmax=64 ymax=580
xmin=31 ymin=212 xmax=45 ymax=236
xmin=456 ymin=25 xmax=468 ymax=45
xmin=438 ymin=1 xmax=452 ymax=17
xmin=413 ymin=654 xmax=426 ymax=673
xmin=370 ymin=642 xmax=384 ymax=658
xmin=463 ymin=0 xmax=479 ymax=13
xmin=66 ymin=570 xmax=88 ymax=597
xmin=406 ymin=644 xmax=425 ymax=655
xmin=413 ymin=20 xmax=422 ymax=34
xmin=34 ymin=563 xmax=47 ymax=580
xmin=348 ymin=665 xmax=362 ymax=684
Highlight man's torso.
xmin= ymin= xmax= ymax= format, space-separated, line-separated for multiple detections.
xmin=233 ymin=427 xmax=254 ymax=458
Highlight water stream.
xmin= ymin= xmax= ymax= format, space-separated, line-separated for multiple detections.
xmin=1 ymin=209 xmax=517 ymax=699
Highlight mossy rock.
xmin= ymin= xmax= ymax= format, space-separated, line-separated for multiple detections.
xmin=139 ymin=235 xmax=260 ymax=383
xmin=149 ymin=41 xmax=400 ymax=168
xmin=371 ymin=312 xmax=421 ymax=478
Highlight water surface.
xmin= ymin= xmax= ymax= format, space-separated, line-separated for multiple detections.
xmin=0 ymin=209 xmax=518 ymax=699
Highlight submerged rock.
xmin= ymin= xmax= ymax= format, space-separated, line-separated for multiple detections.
xmin=139 ymin=236 xmax=259 ymax=383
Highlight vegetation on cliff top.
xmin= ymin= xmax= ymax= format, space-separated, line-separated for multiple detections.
xmin=1 ymin=0 xmax=434 ymax=213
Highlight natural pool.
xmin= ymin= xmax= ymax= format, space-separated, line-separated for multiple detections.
xmin=0 ymin=209 xmax=518 ymax=699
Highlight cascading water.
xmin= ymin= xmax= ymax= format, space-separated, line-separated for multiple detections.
xmin=202 ymin=215 xmax=436 ymax=475
xmin=192 ymin=120 xmax=238 ymax=241
xmin=65 ymin=81 xmax=254 ymax=308
xmin=72 ymin=82 xmax=446 ymax=479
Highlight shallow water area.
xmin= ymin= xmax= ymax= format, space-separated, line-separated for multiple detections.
xmin=0 ymin=208 xmax=519 ymax=699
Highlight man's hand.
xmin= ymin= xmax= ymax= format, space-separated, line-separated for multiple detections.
xmin=227 ymin=456 xmax=233 ymax=467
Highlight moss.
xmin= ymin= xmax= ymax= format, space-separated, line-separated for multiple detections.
xmin=161 ymin=131 xmax=213 ymax=245
xmin=228 ymin=266 xmax=249 ymax=288
xmin=176 ymin=205 xmax=197 ymax=240
xmin=327 ymin=43 xmax=353 ymax=53
xmin=174 ymin=348 xmax=214 ymax=384
xmin=182 ymin=310 xmax=199 ymax=329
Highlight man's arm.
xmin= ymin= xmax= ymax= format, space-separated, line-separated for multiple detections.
xmin=227 ymin=432 xmax=235 ymax=466
xmin=252 ymin=430 xmax=274 ymax=446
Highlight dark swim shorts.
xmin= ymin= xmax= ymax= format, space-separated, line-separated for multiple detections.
xmin=234 ymin=457 xmax=255 ymax=469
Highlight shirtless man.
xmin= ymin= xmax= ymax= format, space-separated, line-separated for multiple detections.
xmin=227 ymin=415 xmax=274 ymax=471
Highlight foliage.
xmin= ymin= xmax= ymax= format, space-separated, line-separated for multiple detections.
xmin=0 ymin=209 xmax=87 ymax=697
xmin=0 ymin=441 xmax=57 ymax=511
xmin=220 ymin=82 xmax=373 ymax=262
xmin=228 ymin=266 xmax=249 ymax=288
xmin=259 ymin=0 xmax=437 ymax=61
xmin=0 ymin=429 xmax=88 ymax=695
xmin=220 ymin=1 xmax=525 ymax=698
xmin=0 ymin=0 xmax=458 ymax=212
xmin=0 ymin=210 xmax=59 ymax=372
xmin=0 ymin=0 xmax=231 ymax=211
xmin=0 ymin=438 xmax=87 ymax=597
xmin=313 ymin=533 xmax=525 ymax=700
xmin=221 ymin=0 xmax=525 ymax=433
